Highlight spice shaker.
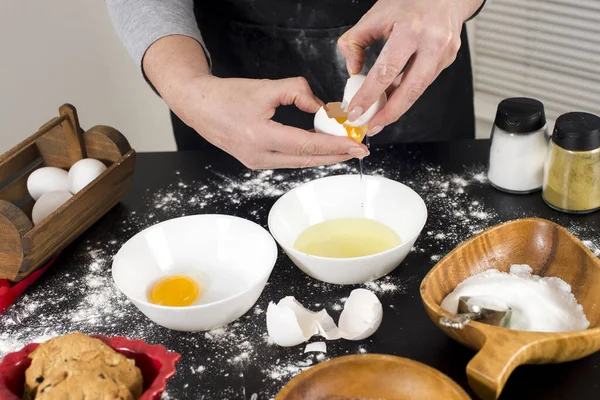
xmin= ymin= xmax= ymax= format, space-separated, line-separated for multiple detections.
xmin=487 ymin=98 xmax=550 ymax=193
xmin=543 ymin=112 xmax=600 ymax=214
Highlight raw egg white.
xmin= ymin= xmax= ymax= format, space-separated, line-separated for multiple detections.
xmin=314 ymin=74 xmax=387 ymax=141
xmin=31 ymin=190 xmax=73 ymax=225
xmin=68 ymin=158 xmax=107 ymax=194
xmin=27 ymin=167 xmax=69 ymax=201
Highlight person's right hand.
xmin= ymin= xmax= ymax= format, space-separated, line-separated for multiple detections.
xmin=171 ymin=75 xmax=369 ymax=169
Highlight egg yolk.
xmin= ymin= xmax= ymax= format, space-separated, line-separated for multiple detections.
xmin=335 ymin=117 xmax=369 ymax=143
xmin=149 ymin=275 xmax=200 ymax=307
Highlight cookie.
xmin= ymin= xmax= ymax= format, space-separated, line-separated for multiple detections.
xmin=24 ymin=333 xmax=143 ymax=399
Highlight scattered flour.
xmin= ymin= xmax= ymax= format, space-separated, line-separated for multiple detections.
xmin=264 ymin=356 xmax=316 ymax=381
xmin=0 ymin=244 xmax=134 ymax=357
xmin=1 ymin=154 xmax=597 ymax=399
xmin=441 ymin=264 xmax=590 ymax=332
xmin=362 ymin=276 xmax=404 ymax=294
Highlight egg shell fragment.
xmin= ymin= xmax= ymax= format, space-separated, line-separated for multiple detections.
xmin=27 ymin=167 xmax=69 ymax=201
xmin=31 ymin=190 xmax=73 ymax=225
xmin=314 ymin=106 xmax=347 ymax=137
xmin=266 ymin=297 xmax=340 ymax=347
xmin=342 ymin=74 xmax=387 ymax=127
xmin=266 ymin=302 xmax=307 ymax=347
xmin=339 ymin=288 xmax=383 ymax=341
xmin=266 ymin=290 xmax=382 ymax=347
xmin=68 ymin=158 xmax=107 ymax=194
xmin=304 ymin=342 xmax=327 ymax=353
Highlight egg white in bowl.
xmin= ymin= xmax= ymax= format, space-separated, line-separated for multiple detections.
xmin=268 ymin=174 xmax=427 ymax=285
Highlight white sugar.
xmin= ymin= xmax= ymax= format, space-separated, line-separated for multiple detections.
xmin=441 ymin=264 xmax=589 ymax=332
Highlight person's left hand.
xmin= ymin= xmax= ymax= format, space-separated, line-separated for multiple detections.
xmin=338 ymin=0 xmax=485 ymax=136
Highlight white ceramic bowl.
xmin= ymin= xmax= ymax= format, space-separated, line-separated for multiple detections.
xmin=112 ymin=214 xmax=277 ymax=331
xmin=268 ymin=174 xmax=427 ymax=285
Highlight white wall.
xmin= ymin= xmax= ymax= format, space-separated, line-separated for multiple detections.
xmin=0 ymin=0 xmax=175 ymax=154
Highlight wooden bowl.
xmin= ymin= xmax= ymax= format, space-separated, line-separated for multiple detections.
xmin=276 ymin=354 xmax=470 ymax=400
xmin=0 ymin=104 xmax=135 ymax=281
xmin=420 ymin=218 xmax=600 ymax=400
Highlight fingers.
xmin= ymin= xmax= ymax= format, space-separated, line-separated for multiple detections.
xmin=368 ymin=52 xmax=439 ymax=129
xmin=271 ymin=77 xmax=323 ymax=113
xmin=265 ymin=121 xmax=369 ymax=157
xmin=347 ymin=26 xmax=417 ymax=123
xmin=337 ymin=13 xmax=383 ymax=75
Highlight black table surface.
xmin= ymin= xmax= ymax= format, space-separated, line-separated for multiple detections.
xmin=1 ymin=139 xmax=599 ymax=400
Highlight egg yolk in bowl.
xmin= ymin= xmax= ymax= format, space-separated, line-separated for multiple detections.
xmin=149 ymin=275 xmax=201 ymax=307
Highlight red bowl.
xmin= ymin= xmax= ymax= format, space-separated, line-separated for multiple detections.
xmin=0 ymin=335 xmax=180 ymax=400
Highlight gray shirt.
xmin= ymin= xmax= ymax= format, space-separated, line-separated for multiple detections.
xmin=106 ymin=0 xmax=211 ymax=70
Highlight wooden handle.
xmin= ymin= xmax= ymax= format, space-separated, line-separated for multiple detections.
xmin=466 ymin=338 xmax=529 ymax=400
xmin=59 ymin=104 xmax=86 ymax=164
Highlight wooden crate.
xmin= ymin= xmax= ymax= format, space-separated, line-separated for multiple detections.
xmin=0 ymin=104 xmax=136 ymax=281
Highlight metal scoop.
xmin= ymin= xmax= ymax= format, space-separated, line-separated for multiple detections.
xmin=440 ymin=296 xmax=512 ymax=330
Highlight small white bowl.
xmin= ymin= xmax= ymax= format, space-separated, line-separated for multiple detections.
xmin=112 ymin=214 xmax=277 ymax=331
xmin=268 ymin=174 xmax=427 ymax=285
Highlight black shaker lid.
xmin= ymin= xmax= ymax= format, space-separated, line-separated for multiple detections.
xmin=552 ymin=112 xmax=600 ymax=151
xmin=494 ymin=97 xmax=546 ymax=134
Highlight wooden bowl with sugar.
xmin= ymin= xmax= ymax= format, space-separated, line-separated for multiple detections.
xmin=420 ymin=218 xmax=600 ymax=400
xmin=276 ymin=354 xmax=470 ymax=400
xmin=0 ymin=104 xmax=135 ymax=282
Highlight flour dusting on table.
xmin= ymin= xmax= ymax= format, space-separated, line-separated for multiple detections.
xmin=1 ymin=151 xmax=598 ymax=399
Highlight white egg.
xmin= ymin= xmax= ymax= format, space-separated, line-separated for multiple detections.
xmin=314 ymin=105 xmax=347 ymax=137
xmin=68 ymin=158 xmax=107 ymax=194
xmin=339 ymin=289 xmax=383 ymax=340
xmin=266 ymin=290 xmax=382 ymax=347
xmin=27 ymin=167 xmax=69 ymax=201
xmin=31 ymin=190 xmax=73 ymax=225
xmin=342 ymin=74 xmax=387 ymax=127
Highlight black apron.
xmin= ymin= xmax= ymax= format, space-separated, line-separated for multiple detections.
xmin=172 ymin=0 xmax=475 ymax=151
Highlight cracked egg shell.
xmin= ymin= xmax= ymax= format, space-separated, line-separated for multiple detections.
xmin=313 ymin=103 xmax=348 ymax=137
xmin=342 ymin=74 xmax=387 ymax=127
xmin=267 ymin=297 xmax=340 ymax=347
xmin=266 ymin=290 xmax=382 ymax=347
xmin=339 ymin=289 xmax=383 ymax=341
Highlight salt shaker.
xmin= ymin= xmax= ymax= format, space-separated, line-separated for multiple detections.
xmin=487 ymin=98 xmax=550 ymax=193
xmin=543 ymin=112 xmax=600 ymax=214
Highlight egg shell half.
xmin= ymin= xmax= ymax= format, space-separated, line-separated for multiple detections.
xmin=338 ymin=288 xmax=383 ymax=340
xmin=26 ymin=167 xmax=69 ymax=201
xmin=31 ymin=190 xmax=73 ymax=225
xmin=266 ymin=297 xmax=340 ymax=347
xmin=68 ymin=158 xmax=107 ymax=194
xmin=342 ymin=74 xmax=387 ymax=127
xmin=313 ymin=106 xmax=347 ymax=137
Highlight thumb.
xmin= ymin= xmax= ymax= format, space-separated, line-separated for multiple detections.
xmin=337 ymin=15 xmax=379 ymax=75
xmin=270 ymin=77 xmax=323 ymax=113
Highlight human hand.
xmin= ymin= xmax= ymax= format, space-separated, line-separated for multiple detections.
xmin=171 ymin=75 xmax=369 ymax=169
xmin=338 ymin=0 xmax=485 ymax=135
